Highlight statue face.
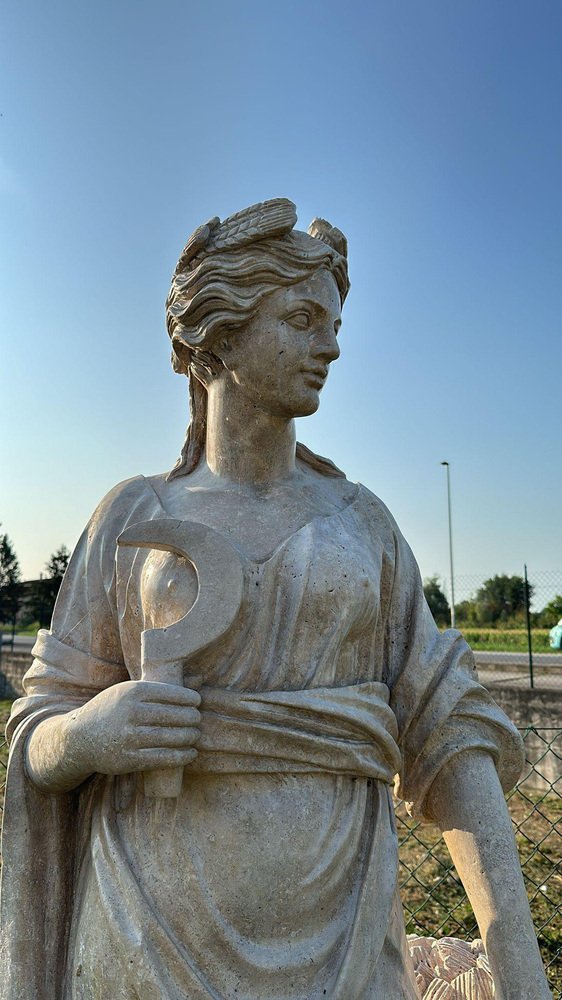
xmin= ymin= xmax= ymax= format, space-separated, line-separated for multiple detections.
xmin=221 ymin=268 xmax=341 ymax=419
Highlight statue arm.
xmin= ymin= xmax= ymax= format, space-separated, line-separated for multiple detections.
xmin=367 ymin=500 xmax=551 ymax=995
xmin=18 ymin=476 xmax=202 ymax=795
xmin=426 ymin=750 xmax=552 ymax=1000
xmin=25 ymin=681 xmax=202 ymax=793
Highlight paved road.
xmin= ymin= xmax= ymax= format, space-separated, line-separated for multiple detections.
xmin=4 ymin=637 xmax=562 ymax=664
xmin=476 ymin=669 xmax=562 ymax=690
xmin=473 ymin=651 xmax=562 ymax=689
xmin=473 ymin=651 xmax=562 ymax=669
xmin=1 ymin=634 xmax=35 ymax=650
xmin=2 ymin=639 xmax=561 ymax=689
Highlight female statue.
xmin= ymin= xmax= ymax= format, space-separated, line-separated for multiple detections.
xmin=1 ymin=199 xmax=551 ymax=998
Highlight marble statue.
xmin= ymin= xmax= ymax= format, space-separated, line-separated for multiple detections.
xmin=0 ymin=199 xmax=552 ymax=999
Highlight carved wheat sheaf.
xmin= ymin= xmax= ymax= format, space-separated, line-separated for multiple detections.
xmin=174 ymin=217 xmax=219 ymax=276
xmin=408 ymin=936 xmax=495 ymax=998
xmin=307 ymin=217 xmax=348 ymax=258
xmin=172 ymin=198 xmax=350 ymax=283
xmin=211 ymin=198 xmax=297 ymax=250
xmin=174 ymin=198 xmax=298 ymax=275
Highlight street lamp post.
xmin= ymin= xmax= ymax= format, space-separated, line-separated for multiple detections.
xmin=441 ymin=461 xmax=456 ymax=628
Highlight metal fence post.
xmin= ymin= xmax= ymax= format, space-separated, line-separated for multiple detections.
xmin=524 ymin=564 xmax=534 ymax=689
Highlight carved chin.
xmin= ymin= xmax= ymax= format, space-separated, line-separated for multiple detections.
xmin=296 ymin=388 xmax=322 ymax=416
xmin=278 ymin=396 xmax=320 ymax=419
xmin=299 ymin=396 xmax=321 ymax=416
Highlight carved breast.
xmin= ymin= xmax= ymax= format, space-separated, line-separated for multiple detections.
xmin=139 ymin=548 xmax=199 ymax=631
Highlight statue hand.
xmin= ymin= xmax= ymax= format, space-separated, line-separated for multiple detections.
xmin=59 ymin=680 xmax=202 ymax=778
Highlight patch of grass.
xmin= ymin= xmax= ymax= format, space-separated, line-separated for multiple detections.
xmin=0 ymin=625 xmax=38 ymax=636
xmin=458 ymin=628 xmax=556 ymax=654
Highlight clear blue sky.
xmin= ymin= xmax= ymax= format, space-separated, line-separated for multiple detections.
xmin=1 ymin=1 xmax=561 ymax=607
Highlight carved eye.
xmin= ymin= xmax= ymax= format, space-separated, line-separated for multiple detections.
xmin=287 ymin=311 xmax=311 ymax=330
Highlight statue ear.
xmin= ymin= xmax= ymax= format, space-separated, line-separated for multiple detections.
xmin=212 ymin=331 xmax=237 ymax=371
xmin=218 ymin=349 xmax=236 ymax=374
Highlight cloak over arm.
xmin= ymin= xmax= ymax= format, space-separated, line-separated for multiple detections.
xmin=0 ymin=475 xmax=162 ymax=1000
xmin=379 ymin=504 xmax=524 ymax=819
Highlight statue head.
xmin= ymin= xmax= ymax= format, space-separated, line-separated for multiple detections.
xmin=166 ymin=199 xmax=350 ymax=479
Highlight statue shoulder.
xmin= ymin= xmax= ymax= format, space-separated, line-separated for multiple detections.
xmin=89 ymin=475 xmax=153 ymax=532
xmin=354 ymin=483 xmax=401 ymax=537
xmin=354 ymin=484 xmax=420 ymax=565
xmin=83 ymin=475 xmax=173 ymax=564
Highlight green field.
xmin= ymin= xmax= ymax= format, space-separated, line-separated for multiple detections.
xmin=0 ymin=626 xmax=38 ymax=636
xmin=455 ymin=628 xmax=557 ymax=654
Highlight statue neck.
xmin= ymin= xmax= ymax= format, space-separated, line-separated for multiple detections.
xmin=205 ymin=379 xmax=297 ymax=485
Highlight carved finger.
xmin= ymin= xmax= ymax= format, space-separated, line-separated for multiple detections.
xmin=138 ymin=705 xmax=201 ymax=728
xmin=137 ymin=682 xmax=202 ymax=707
xmin=134 ymin=726 xmax=200 ymax=749
xmin=134 ymin=747 xmax=198 ymax=769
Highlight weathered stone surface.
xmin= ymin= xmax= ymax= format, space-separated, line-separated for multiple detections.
xmin=0 ymin=199 xmax=552 ymax=998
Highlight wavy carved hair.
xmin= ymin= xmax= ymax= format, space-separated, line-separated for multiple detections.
xmin=166 ymin=229 xmax=350 ymax=480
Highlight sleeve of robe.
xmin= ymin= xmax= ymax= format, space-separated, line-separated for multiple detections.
xmin=379 ymin=503 xmax=524 ymax=820
xmin=0 ymin=475 xmax=159 ymax=1000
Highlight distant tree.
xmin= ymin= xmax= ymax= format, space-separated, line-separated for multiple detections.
xmin=537 ymin=595 xmax=562 ymax=628
xmin=46 ymin=545 xmax=70 ymax=585
xmin=26 ymin=545 xmax=71 ymax=628
xmin=455 ymin=599 xmax=478 ymax=625
xmin=423 ymin=576 xmax=450 ymax=626
xmin=474 ymin=574 xmax=531 ymax=625
xmin=0 ymin=529 xmax=22 ymax=631
xmin=23 ymin=578 xmax=51 ymax=629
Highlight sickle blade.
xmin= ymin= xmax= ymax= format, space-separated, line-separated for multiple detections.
xmin=118 ymin=518 xmax=244 ymax=663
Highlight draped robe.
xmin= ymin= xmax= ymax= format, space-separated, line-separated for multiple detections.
xmin=0 ymin=474 xmax=524 ymax=999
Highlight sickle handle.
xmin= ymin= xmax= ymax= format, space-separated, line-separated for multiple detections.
xmin=117 ymin=518 xmax=244 ymax=799
xmin=140 ymin=660 xmax=200 ymax=798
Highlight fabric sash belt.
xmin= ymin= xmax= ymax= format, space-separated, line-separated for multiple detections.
xmin=12 ymin=631 xmax=402 ymax=786
xmin=190 ymin=681 xmax=401 ymax=784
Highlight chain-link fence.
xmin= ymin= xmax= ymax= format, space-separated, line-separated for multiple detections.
xmin=0 ymin=719 xmax=560 ymax=995
xmin=447 ymin=569 xmax=562 ymax=619
xmin=397 ymin=727 xmax=562 ymax=997
xmin=4 ymin=569 xmax=562 ymax=696
xmin=432 ymin=569 xmax=562 ymax=689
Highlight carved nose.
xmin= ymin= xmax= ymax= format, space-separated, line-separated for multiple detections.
xmin=319 ymin=329 xmax=340 ymax=363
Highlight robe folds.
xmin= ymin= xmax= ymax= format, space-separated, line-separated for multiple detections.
xmin=0 ymin=475 xmax=524 ymax=999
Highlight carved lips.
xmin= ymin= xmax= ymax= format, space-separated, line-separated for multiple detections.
xmin=301 ymin=366 xmax=329 ymax=389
